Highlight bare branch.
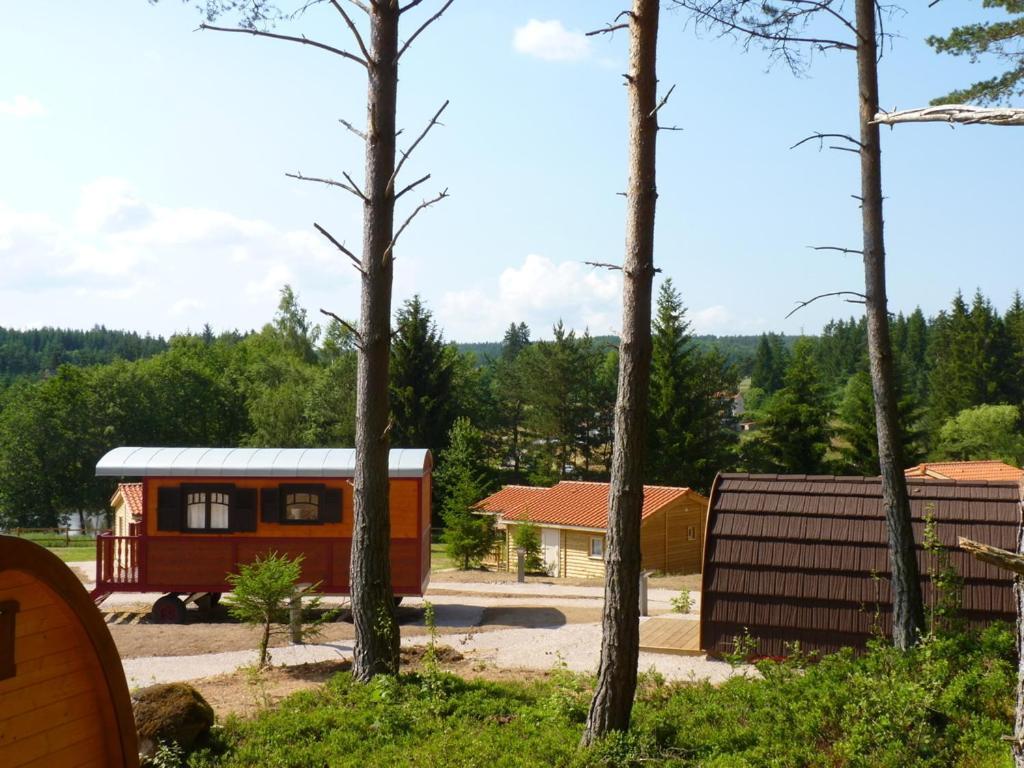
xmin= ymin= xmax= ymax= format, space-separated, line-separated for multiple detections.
xmin=342 ymin=171 xmax=368 ymax=200
xmin=399 ymin=0 xmax=426 ymax=11
xmin=286 ymin=171 xmax=366 ymax=201
xmin=395 ymin=172 xmax=431 ymax=200
xmin=397 ymin=0 xmax=456 ymax=60
xmin=319 ymin=308 xmax=363 ymax=345
xmin=314 ymin=222 xmax=365 ymax=275
xmin=197 ymin=23 xmax=368 ymax=68
xmin=587 ymin=23 xmax=630 ymax=36
xmin=791 ymin=132 xmax=864 ymax=150
xmin=329 ymin=0 xmax=372 ymax=62
xmin=658 ymin=124 xmax=684 ymax=132
xmin=385 ymin=189 xmax=450 ymax=260
xmin=584 ymin=261 xmax=623 ymax=271
xmin=959 ymin=537 xmax=1024 ymax=577
xmin=785 ymin=290 xmax=867 ymax=318
xmin=649 ymin=84 xmax=677 ymax=119
xmin=387 ymin=100 xmax=449 ymax=196
xmin=339 ymin=117 xmax=367 ymax=141
xmin=872 ymin=104 xmax=1024 ymax=127
xmin=809 ymin=245 xmax=863 ymax=255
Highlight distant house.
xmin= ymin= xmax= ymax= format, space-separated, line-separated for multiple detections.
xmin=701 ymin=473 xmax=1019 ymax=657
xmin=904 ymin=460 xmax=1024 ymax=483
xmin=111 ymin=482 xmax=143 ymax=538
xmin=474 ymin=481 xmax=709 ymax=578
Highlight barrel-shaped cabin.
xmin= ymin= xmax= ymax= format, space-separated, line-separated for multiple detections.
xmin=0 ymin=536 xmax=139 ymax=767
xmin=93 ymin=447 xmax=431 ymax=620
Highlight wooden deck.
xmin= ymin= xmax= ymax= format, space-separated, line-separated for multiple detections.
xmin=639 ymin=616 xmax=702 ymax=655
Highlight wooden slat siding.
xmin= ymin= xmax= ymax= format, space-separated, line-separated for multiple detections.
xmin=0 ymin=546 xmax=137 ymax=768
xmin=563 ymin=530 xmax=605 ymax=579
xmin=640 ymin=505 xmax=666 ymax=572
xmin=700 ymin=473 xmax=1021 ymax=657
xmin=664 ymin=493 xmax=707 ymax=574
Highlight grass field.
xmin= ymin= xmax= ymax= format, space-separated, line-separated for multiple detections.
xmin=430 ymin=541 xmax=454 ymax=571
xmin=6 ymin=530 xmax=96 ymax=562
xmin=48 ymin=545 xmax=96 ymax=562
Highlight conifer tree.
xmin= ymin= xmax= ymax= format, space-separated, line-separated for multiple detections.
xmin=761 ymin=338 xmax=832 ymax=473
xmin=751 ymin=333 xmax=790 ymax=394
xmin=491 ymin=323 xmax=532 ymax=481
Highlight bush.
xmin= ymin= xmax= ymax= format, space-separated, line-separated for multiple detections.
xmin=225 ymin=552 xmax=328 ymax=668
xmin=512 ymin=522 xmax=545 ymax=574
xmin=669 ymin=590 xmax=693 ymax=614
xmin=132 ymin=682 xmax=214 ymax=762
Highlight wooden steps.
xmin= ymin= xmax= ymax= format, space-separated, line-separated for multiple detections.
xmin=638 ymin=616 xmax=702 ymax=656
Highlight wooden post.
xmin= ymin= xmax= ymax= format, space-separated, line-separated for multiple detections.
xmin=290 ymin=583 xmax=311 ymax=645
xmin=639 ymin=570 xmax=650 ymax=617
xmin=516 ymin=548 xmax=526 ymax=583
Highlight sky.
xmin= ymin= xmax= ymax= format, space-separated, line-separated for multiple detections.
xmin=0 ymin=0 xmax=1021 ymax=342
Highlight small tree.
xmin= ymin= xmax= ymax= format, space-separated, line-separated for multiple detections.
xmin=512 ymin=521 xmax=544 ymax=574
xmin=225 ymin=552 xmax=323 ymax=669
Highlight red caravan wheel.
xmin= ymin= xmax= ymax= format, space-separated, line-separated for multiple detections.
xmin=151 ymin=594 xmax=187 ymax=624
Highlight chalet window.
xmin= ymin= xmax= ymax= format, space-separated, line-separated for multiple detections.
xmin=0 ymin=600 xmax=17 ymax=681
xmin=589 ymin=536 xmax=604 ymax=559
xmin=284 ymin=490 xmax=321 ymax=522
xmin=687 ymin=525 xmax=696 ymax=541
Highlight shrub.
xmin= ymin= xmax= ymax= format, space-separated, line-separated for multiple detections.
xmin=670 ymin=590 xmax=693 ymax=614
xmin=512 ymin=521 xmax=545 ymax=573
xmin=224 ymin=552 xmax=328 ymax=668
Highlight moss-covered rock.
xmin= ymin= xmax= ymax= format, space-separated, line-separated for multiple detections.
xmin=132 ymin=682 xmax=214 ymax=759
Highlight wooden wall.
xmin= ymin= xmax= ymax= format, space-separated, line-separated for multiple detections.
xmin=641 ymin=492 xmax=708 ymax=574
xmin=0 ymin=538 xmax=138 ymax=767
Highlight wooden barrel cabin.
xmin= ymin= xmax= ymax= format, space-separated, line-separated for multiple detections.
xmin=93 ymin=447 xmax=432 ymax=621
xmin=0 ymin=536 xmax=139 ymax=767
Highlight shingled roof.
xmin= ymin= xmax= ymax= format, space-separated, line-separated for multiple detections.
xmin=474 ymin=481 xmax=697 ymax=530
xmin=701 ymin=473 xmax=1021 ymax=657
xmin=905 ymin=460 xmax=1024 ymax=483
xmin=111 ymin=482 xmax=143 ymax=518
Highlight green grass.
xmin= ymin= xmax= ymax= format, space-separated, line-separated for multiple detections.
xmin=48 ymin=546 xmax=96 ymax=562
xmin=186 ymin=625 xmax=1016 ymax=768
xmin=430 ymin=541 xmax=455 ymax=571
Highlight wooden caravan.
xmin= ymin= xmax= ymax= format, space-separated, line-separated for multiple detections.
xmin=0 ymin=536 xmax=139 ymax=767
xmin=93 ymin=447 xmax=432 ymax=621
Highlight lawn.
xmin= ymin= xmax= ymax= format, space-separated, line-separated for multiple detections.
xmin=430 ymin=540 xmax=455 ymax=571
xmin=48 ymin=545 xmax=96 ymax=562
xmin=6 ymin=530 xmax=96 ymax=562
xmin=186 ymin=625 xmax=1015 ymax=768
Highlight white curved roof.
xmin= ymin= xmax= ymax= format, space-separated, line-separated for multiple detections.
xmin=95 ymin=447 xmax=431 ymax=479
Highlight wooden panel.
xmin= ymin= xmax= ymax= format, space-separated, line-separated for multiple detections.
xmin=391 ymin=539 xmax=420 ymax=591
xmin=22 ymin=733 xmax=107 ymax=768
xmin=332 ymin=539 xmax=352 ymax=588
xmin=663 ymin=495 xmax=706 ymax=574
xmin=639 ymin=617 xmax=702 ymax=656
xmin=146 ymin=539 xmax=236 ymax=586
xmin=563 ymin=531 xmax=606 ymax=579
xmin=1 ymin=712 xmax=107 ymax=767
xmin=235 ymin=540 xmax=331 ymax=585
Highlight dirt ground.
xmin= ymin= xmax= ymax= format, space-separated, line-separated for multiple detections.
xmin=191 ymin=644 xmax=554 ymax=720
xmin=106 ymin=602 xmax=605 ymax=659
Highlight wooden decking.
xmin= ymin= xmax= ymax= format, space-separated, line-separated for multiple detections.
xmin=639 ymin=616 xmax=702 ymax=655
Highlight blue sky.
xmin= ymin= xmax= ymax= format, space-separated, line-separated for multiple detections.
xmin=1 ymin=0 xmax=1020 ymax=342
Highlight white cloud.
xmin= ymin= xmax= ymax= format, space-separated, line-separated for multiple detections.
xmin=691 ymin=305 xmax=733 ymax=334
xmin=439 ymin=254 xmax=622 ymax=340
xmin=513 ymin=19 xmax=590 ymax=62
xmin=0 ymin=179 xmax=358 ymax=335
xmin=0 ymin=95 xmax=46 ymax=119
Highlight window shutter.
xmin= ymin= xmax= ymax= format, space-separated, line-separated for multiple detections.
xmin=261 ymin=488 xmax=280 ymax=523
xmin=157 ymin=487 xmax=182 ymax=531
xmin=323 ymin=488 xmax=342 ymax=523
xmin=233 ymin=488 xmax=258 ymax=532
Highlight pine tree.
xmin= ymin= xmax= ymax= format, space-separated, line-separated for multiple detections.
xmin=761 ymin=338 xmax=832 ymax=473
xmin=648 ymin=279 xmax=738 ymax=492
xmin=751 ymin=333 xmax=790 ymax=394
xmin=927 ymin=1 xmax=1024 ymax=105
xmin=836 ymin=370 xmax=924 ymax=474
xmin=491 ymin=323 xmax=532 ymax=481
xmin=435 ymin=418 xmax=496 ymax=570
xmin=390 ymin=296 xmax=457 ymax=458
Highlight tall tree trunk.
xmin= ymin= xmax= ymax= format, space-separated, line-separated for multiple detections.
xmin=855 ymin=0 xmax=925 ymax=649
xmin=351 ymin=0 xmax=401 ymax=681
xmin=1015 ymin=520 xmax=1024 ymax=767
xmin=581 ymin=0 xmax=659 ymax=745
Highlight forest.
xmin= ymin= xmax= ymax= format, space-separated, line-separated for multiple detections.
xmin=1 ymin=282 xmax=1021 ymax=530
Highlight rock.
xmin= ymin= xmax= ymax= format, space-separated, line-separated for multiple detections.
xmin=132 ymin=682 xmax=214 ymax=758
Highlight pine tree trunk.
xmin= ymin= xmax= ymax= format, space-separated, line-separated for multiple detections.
xmin=581 ymin=0 xmax=659 ymax=745
xmin=855 ymin=0 xmax=925 ymax=650
xmin=351 ymin=0 xmax=401 ymax=681
xmin=1014 ymin=519 xmax=1024 ymax=767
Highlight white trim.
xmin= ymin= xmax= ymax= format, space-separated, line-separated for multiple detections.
xmin=588 ymin=536 xmax=604 ymax=560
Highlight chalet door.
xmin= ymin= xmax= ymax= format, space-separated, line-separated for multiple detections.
xmin=541 ymin=528 xmax=560 ymax=577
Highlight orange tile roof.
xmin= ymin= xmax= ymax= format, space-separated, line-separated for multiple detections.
xmin=111 ymin=482 xmax=143 ymax=518
xmin=475 ymin=481 xmax=700 ymax=530
xmin=905 ymin=461 xmax=1024 ymax=483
